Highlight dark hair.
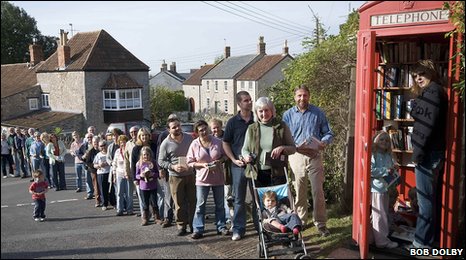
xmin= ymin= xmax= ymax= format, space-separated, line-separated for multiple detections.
xmin=112 ymin=128 xmax=124 ymax=136
xmin=167 ymin=117 xmax=180 ymax=127
xmin=236 ymin=91 xmax=250 ymax=103
xmin=410 ymin=59 xmax=439 ymax=95
xmin=194 ymin=120 xmax=208 ymax=134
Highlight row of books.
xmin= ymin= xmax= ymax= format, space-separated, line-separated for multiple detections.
xmin=377 ymin=41 xmax=449 ymax=64
xmin=376 ymin=65 xmax=414 ymax=89
xmin=388 ymin=127 xmax=413 ymax=151
xmin=375 ymin=91 xmax=413 ymax=120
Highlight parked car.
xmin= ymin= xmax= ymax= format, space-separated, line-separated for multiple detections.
xmin=180 ymin=123 xmax=198 ymax=139
xmin=106 ymin=120 xmax=151 ymax=136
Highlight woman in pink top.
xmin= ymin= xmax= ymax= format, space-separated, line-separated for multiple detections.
xmin=186 ymin=120 xmax=229 ymax=239
xmin=70 ymin=131 xmax=84 ymax=192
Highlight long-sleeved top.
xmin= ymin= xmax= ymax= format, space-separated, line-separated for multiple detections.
xmin=45 ymin=141 xmax=67 ymax=165
xmin=370 ymin=151 xmax=396 ymax=193
xmin=158 ymin=133 xmax=194 ymax=177
xmin=112 ymin=147 xmax=128 ymax=178
xmin=135 ymin=161 xmax=158 ymax=190
xmin=1 ymin=139 xmax=11 ymax=155
xmin=261 ymin=204 xmax=293 ymax=221
xmin=242 ymin=118 xmax=295 ymax=172
xmin=282 ymin=104 xmax=334 ymax=146
xmin=186 ymin=136 xmax=225 ymax=186
xmin=70 ymin=140 xmax=84 ymax=164
xmin=93 ymin=152 xmax=111 ymax=175
xmin=29 ymin=140 xmax=45 ymax=158
xmin=410 ymin=81 xmax=448 ymax=164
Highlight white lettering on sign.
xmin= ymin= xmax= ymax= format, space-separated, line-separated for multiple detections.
xmin=371 ymin=9 xmax=449 ymax=26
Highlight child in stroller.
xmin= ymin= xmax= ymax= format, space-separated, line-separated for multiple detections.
xmin=262 ymin=190 xmax=302 ymax=237
xmin=254 ymin=183 xmax=310 ymax=259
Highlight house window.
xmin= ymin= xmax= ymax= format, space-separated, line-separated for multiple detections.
xmin=206 ymin=81 xmax=210 ymax=91
xmin=41 ymin=94 xmax=50 ymax=108
xmin=224 ymin=100 xmax=228 ymax=113
xmin=215 ymin=81 xmax=218 ymax=92
xmin=29 ymin=98 xmax=39 ymax=110
xmin=241 ymin=81 xmax=245 ymax=90
xmin=248 ymin=81 xmax=253 ymax=91
xmin=224 ymin=81 xmax=228 ymax=92
xmin=206 ymin=98 xmax=211 ymax=111
xmin=103 ymin=89 xmax=142 ymax=110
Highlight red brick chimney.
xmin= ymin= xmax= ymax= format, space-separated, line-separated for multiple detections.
xmin=169 ymin=62 xmax=177 ymax=72
xmin=29 ymin=39 xmax=44 ymax=66
xmin=160 ymin=60 xmax=167 ymax=72
xmin=258 ymin=36 xmax=266 ymax=55
xmin=57 ymin=29 xmax=70 ymax=69
xmin=282 ymin=40 xmax=289 ymax=56
xmin=224 ymin=46 xmax=230 ymax=58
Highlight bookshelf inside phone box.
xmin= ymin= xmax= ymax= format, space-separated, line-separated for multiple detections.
xmin=352 ymin=1 xmax=463 ymax=258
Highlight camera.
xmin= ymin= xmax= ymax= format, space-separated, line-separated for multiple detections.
xmin=249 ymin=153 xmax=257 ymax=164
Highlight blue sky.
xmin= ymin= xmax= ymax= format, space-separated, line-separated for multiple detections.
xmin=11 ymin=1 xmax=366 ymax=75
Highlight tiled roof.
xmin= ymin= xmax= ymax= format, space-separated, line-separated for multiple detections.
xmin=202 ymin=55 xmax=259 ymax=79
xmin=1 ymin=62 xmax=43 ymax=98
xmin=183 ymin=64 xmax=216 ymax=85
xmin=237 ymin=54 xmax=292 ymax=81
xmin=103 ymin=73 xmax=142 ymax=89
xmin=2 ymin=110 xmax=81 ymax=129
xmin=37 ymin=30 xmax=149 ymax=72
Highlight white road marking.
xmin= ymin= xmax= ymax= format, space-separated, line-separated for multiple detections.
xmin=2 ymin=199 xmax=78 ymax=208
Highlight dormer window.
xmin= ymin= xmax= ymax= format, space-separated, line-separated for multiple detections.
xmin=103 ymin=89 xmax=142 ymax=110
xmin=29 ymin=98 xmax=39 ymax=110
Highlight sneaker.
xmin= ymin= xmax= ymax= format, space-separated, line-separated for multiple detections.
xmin=127 ymin=211 xmax=134 ymax=216
xmin=3 ymin=176 xmax=6 ymax=179
xmin=177 ymin=228 xmax=187 ymax=236
xmin=318 ymin=226 xmax=330 ymax=237
xmin=39 ymin=218 xmax=45 ymax=222
xmin=191 ymin=232 xmax=203 ymax=239
xmin=102 ymin=206 xmax=107 ymax=211
xmin=116 ymin=211 xmax=124 ymax=216
xmin=217 ymin=228 xmax=230 ymax=236
xmin=76 ymin=188 xmax=81 ymax=193
xmin=231 ymin=233 xmax=242 ymax=241
xmin=9 ymin=174 xmax=14 ymax=177
xmin=95 ymin=204 xmax=102 ymax=207
xmin=34 ymin=218 xmax=40 ymax=222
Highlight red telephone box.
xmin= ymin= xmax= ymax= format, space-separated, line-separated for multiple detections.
xmin=353 ymin=1 xmax=463 ymax=258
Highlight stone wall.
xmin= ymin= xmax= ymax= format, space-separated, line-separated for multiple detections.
xmin=1 ymin=86 xmax=42 ymax=120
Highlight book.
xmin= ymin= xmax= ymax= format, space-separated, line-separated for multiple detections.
xmin=298 ymin=136 xmax=323 ymax=151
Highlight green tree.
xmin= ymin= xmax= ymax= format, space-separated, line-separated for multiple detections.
xmin=269 ymin=11 xmax=359 ymax=206
xmin=150 ymin=87 xmax=189 ymax=127
xmin=1 ymin=1 xmax=57 ymax=64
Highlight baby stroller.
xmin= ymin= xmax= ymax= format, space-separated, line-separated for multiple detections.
xmin=251 ymin=168 xmax=311 ymax=259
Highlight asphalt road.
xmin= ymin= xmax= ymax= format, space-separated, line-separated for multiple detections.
xmin=1 ymin=155 xmax=261 ymax=259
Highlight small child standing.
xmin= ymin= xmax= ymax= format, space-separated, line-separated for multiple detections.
xmin=370 ymin=131 xmax=399 ymax=248
xmin=29 ymin=170 xmax=49 ymax=222
xmin=261 ymin=190 xmax=302 ymax=237
xmin=135 ymin=146 xmax=159 ymax=226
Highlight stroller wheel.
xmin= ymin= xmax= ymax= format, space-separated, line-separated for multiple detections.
xmin=257 ymin=244 xmax=264 ymax=258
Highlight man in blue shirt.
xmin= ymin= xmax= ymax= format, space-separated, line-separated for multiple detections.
xmin=283 ymin=84 xmax=334 ymax=237
xmin=222 ymin=91 xmax=254 ymax=241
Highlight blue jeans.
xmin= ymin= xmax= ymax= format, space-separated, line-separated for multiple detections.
xmin=193 ymin=185 xmax=226 ymax=234
xmin=33 ymin=198 xmax=46 ymax=218
xmin=116 ymin=176 xmax=133 ymax=213
xmin=84 ymin=168 xmax=94 ymax=197
xmin=75 ymin=163 xmax=84 ymax=190
xmin=414 ymin=150 xmax=444 ymax=247
xmin=230 ymin=165 xmax=259 ymax=236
